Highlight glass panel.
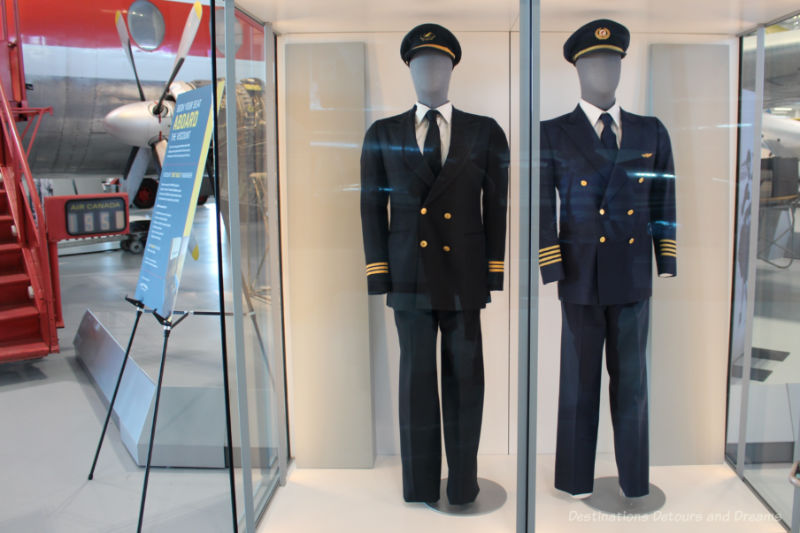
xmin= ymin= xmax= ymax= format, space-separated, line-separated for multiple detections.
xmin=266 ymin=5 xmax=523 ymax=531
xmin=216 ymin=5 xmax=286 ymax=528
xmin=538 ymin=12 xmax=734 ymax=527
xmin=727 ymin=31 xmax=759 ymax=470
xmin=737 ymin=15 xmax=800 ymax=528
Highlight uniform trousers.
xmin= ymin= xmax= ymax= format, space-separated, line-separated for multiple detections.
xmin=555 ymin=299 xmax=650 ymax=497
xmin=393 ymin=308 xmax=484 ymax=504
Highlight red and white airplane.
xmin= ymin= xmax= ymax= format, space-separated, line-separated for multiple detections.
xmin=17 ymin=0 xmax=265 ymax=206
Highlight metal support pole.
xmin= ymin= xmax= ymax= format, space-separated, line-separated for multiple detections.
xmin=209 ymin=1 xmax=240 ymax=531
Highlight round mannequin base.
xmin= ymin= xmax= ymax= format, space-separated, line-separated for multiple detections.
xmin=425 ymin=478 xmax=507 ymax=515
xmin=581 ymin=477 xmax=666 ymax=515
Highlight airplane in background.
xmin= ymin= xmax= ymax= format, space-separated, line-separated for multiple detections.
xmin=17 ymin=0 xmax=265 ymax=207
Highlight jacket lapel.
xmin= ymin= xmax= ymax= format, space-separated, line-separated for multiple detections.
xmin=424 ymin=108 xmax=471 ymax=205
xmin=601 ymin=109 xmax=639 ymax=204
xmin=558 ymin=105 xmax=611 ymax=176
xmin=401 ymin=107 xmax=436 ymax=188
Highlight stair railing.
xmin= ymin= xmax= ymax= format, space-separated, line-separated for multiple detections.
xmin=0 ymin=80 xmax=58 ymax=351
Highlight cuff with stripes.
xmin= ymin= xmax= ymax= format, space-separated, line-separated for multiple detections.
xmin=366 ymin=261 xmax=391 ymax=294
xmin=655 ymin=238 xmax=677 ymax=277
xmin=539 ymin=244 xmax=564 ymax=284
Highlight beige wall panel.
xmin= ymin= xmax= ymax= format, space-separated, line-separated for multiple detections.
xmin=283 ymin=42 xmax=374 ymax=468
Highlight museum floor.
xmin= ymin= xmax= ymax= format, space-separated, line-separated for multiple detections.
xmin=0 ymin=202 xmax=787 ymax=532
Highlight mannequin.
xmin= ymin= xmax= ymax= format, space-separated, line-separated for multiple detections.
xmin=539 ymin=19 xmax=677 ymax=501
xmin=360 ymin=23 xmax=509 ymax=505
xmin=576 ymin=52 xmax=621 ymax=111
xmin=410 ymin=49 xmax=453 ymax=108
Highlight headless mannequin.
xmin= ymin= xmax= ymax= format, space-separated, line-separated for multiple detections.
xmin=409 ymin=49 xmax=453 ymax=108
xmin=575 ymin=51 xmax=621 ymax=110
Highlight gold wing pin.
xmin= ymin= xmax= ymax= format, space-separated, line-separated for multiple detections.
xmin=641 ymin=153 xmax=653 ymax=158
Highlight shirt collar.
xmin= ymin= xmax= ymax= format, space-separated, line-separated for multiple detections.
xmin=415 ymin=101 xmax=453 ymax=126
xmin=579 ymin=98 xmax=621 ymax=129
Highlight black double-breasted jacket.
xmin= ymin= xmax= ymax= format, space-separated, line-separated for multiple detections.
xmin=539 ymin=106 xmax=677 ymax=305
xmin=360 ymin=107 xmax=509 ymax=310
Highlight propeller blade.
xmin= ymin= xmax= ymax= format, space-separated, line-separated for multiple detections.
xmin=114 ymin=11 xmax=146 ymax=102
xmin=188 ymin=233 xmax=200 ymax=260
xmin=124 ymin=147 xmax=152 ymax=207
xmin=152 ymin=139 xmax=168 ymax=172
xmin=154 ymin=2 xmax=203 ymax=114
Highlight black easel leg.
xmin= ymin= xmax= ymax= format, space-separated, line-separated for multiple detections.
xmin=88 ymin=307 xmax=144 ymax=480
xmin=136 ymin=324 xmax=172 ymax=533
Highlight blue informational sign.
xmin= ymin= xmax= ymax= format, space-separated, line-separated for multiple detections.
xmin=134 ymin=84 xmax=216 ymax=318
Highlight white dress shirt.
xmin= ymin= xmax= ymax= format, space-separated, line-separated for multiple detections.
xmin=579 ymin=98 xmax=621 ymax=148
xmin=414 ymin=101 xmax=452 ymax=166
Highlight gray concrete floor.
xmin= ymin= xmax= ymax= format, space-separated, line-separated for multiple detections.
xmin=0 ymin=204 xmax=240 ymax=532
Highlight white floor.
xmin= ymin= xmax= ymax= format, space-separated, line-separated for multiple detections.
xmin=256 ymin=454 xmax=785 ymax=533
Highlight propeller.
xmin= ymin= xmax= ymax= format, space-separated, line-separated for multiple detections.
xmin=153 ymin=2 xmax=203 ymax=115
xmin=104 ymin=3 xmax=204 ymax=210
xmin=114 ymin=11 xmax=145 ymax=102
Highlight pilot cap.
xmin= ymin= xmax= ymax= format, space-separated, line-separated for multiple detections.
xmin=400 ymin=23 xmax=461 ymax=66
xmin=563 ymin=19 xmax=629 ymax=64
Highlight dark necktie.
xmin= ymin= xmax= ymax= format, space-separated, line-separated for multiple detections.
xmin=599 ymin=112 xmax=618 ymax=154
xmin=423 ymin=109 xmax=442 ymax=176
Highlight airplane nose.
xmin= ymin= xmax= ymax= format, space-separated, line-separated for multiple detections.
xmin=104 ymin=101 xmax=167 ymax=147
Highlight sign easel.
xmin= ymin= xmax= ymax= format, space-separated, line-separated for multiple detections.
xmin=85 ymin=83 xmax=237 ymax=533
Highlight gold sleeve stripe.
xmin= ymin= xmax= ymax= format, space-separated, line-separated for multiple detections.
xmin=539 ymin=250 xmax=561 ymax=261
xmin=539 ymin=244 xmax=560 ymax=254
xmin=659 ymin=239 xmax=677 ymax=244
xmin=488 ymin=260 xmax=505 ymax=265
xmin=659 ymin=245 xmax=677 ymax=251
xmin=367 ymin=269 xmax=389 ymax=276
xmin=366 ymin=266 xmax=390 ymax=273
xmin=489 ymin=268 xmax=505 ymax=273
xmin=539 ymin=257 xmax=562 ymax=267
xmin=660 ymin=252 xmax=677 ymax=258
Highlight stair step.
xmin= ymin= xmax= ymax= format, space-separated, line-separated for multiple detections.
xmin=0 ymin=272 xmax=28 ymax=286
xmin=0 ymin=304 xmax=38 ymax=321
xmin=0 ymin=242 xmax=21 ymax=253
xmin=0 ymin=340 xmax=51 ymax=362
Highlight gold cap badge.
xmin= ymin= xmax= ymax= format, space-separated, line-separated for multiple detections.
xmin=420 ymin=32 xmax=436 ymax=42
xmin=595 ymin=27 xmax=611 ymax=40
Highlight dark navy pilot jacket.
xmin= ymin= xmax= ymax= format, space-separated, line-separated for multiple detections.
xmin=360 ymin=107 xmax=509 ymax=311
xmin=539 ymin=106 xmax=677 ymax=305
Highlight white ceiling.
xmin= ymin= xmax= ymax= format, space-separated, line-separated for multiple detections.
xmin=224 ymin=0 xmax=800 ymax=35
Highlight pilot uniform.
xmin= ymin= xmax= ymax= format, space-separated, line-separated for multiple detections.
xmin=539 ymin=19 xmax=676 ymax=498
xmin=360 ymin=24 xmax=509 ymax=504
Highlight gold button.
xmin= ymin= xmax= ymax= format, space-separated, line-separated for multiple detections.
xmin=599 ymin=236 xmax=606 ymax=243
xmin=580 ymin=180 xmax=588 ymax=187
xmin=444 ymin=212 xmax=452 ymax=220
xmin=420 ymin=207 xmax=427 ymax=215
xmin=638 ymin=177 xmax=644 ymax=184
xmin=627 ymin=209 xmax=634 ymax=215
xmin=629 ymin=238 xmax=635 ymax=244
xmin=443 ymin=245 xmax=451 ymax=252
xmin=420 ymin=240 xmax=428 ymax=248
xmin=599 ymin=208 xmax=606 ymax=215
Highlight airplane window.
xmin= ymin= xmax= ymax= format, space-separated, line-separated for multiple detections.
xmin=127 ymin=0 xmax=166 ymax=51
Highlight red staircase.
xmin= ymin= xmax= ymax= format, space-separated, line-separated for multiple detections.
xmin=0 ymin=0 xmax=58 ymax=361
